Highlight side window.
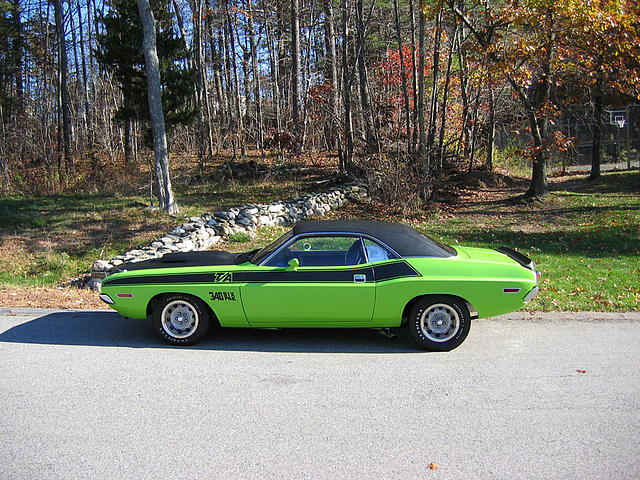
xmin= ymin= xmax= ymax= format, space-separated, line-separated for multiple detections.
xmin=364 ymin=238 xmax=393 ymax=263
xmin=265 ymin=236 xmax=365 ymax=267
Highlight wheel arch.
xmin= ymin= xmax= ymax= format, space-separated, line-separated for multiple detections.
xmin=401 ymin=294 xmax=478 ymax=325
xmin=146 ymin=292 xmax=219 ymax=326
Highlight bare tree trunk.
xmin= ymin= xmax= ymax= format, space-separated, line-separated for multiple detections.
xmin=523 ymin=9 xmax=554 ymax=197
xmin=437 ymin=22 xmax=456 ymax=170
xmin=224 ymin=1 xmax=246 ymax=158
xmin=124 ymin=118 xmax=133 ymax=164
xmin=301 ymin=0 xmax=316 ymax=150
xmin=456 ymin=30 xmax=470 ymax=160
xmin=198 ymin=4 xmax=215 ymax=156
xmin=355 ymin=0 xmax=378 ymax=152
xmin=69 ymin=8 xmax=83 ymax=150
xmin=241 ymin=36 xmax=251 ymax=134
xmin=527 ymin=111 xmax=549 ymax=196
xmin=408 ymin=0 xmax=418 ymax=152
xmin=393 ymin=0 xmax=411 ymax=153
xmin=323 ymin=0 xmax=342 ymax=169
xmin=206 ymin=9 xmax=222 ymax=119
xmin=220 ymin=17 xmax=236 ymax=158
xmin=56 ymin=49 xmax=63 ymax=177
xmin=86 ymin=0 xmax=97 ymax=156
xmin=341 ymin=0 xmax=353 ymax=170
xmin=291 ymin=0 xmax=302 ymax=149
xmin=485 ymin=86 xmax=495 ymax=172
xmin=202 ymin=68 xmax=214 ymax=158
xmin=276 ymin=0 xmax=286 ymax=131
xmin=589 ymin=78 xmax=603 ymax=180
xmin=137 ymin=0 xmax=178 ymax=214
xmin=76 ymin=0 xmax=91 ymax=141
xmin=172 ymin=0 xmax=191 ymax=62
xmin=192 ymin=0 xmax=206 ymax=169
xmin=426 ymin=10 xmax=442 ymax=169
xmin=53 ymin=0 xmax=72 ymax=172
xmin=468 ymin=88 xmax=481 ymax=172
xmin=265 ymin=19 xmax=282 ymax=132
xmin=0 ymin=105 xmax=8 ymax=189
xmin=12 ymin=0 xmax=23 ymax=110
xmin=133 ymin=119 xmax=139 ymax=164
xmin=417 ymin=5 xmax=427 ymax=181
xmin=247 ymin=0 xmax=264 ymax=150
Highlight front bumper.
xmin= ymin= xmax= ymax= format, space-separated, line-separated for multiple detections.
xmin=99 ymin=293 xmax=114 ymax=305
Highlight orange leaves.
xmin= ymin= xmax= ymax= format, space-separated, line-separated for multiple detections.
xmin=427 ymin=463 xmax=439 ymax=470
xmin=577 ymin=369 xmax=587 ymax=373
xmin=307 ymin=83 xmax=335 ymax=104
xmin=376 ymin=45 xmax=431 ymax=90
xmin=552 ymin=131 xmax=576 ymax=153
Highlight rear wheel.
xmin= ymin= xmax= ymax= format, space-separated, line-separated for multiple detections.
xmin=408 ymin=296 xmax=471 ymax=351
xmin=152 ymin=294 xmax=211 ymax=346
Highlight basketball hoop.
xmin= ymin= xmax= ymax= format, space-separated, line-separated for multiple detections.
xmin=616 ymin=119 xmax=626 ymax=129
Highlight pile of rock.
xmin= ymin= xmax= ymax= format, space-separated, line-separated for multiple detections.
xmin=89 ymin=184 xmax=367 ymax=290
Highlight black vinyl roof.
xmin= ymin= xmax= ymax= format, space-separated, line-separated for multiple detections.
xmin=292 ymin=220 xmax=455 ymax=257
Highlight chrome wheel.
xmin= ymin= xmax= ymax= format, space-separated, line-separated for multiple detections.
xmin=161 ymin=300 xmax=200 ymax=339
xmin=419 ymin=303 xmax=460 ymax=343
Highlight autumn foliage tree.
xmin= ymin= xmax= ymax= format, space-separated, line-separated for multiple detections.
xmin=1 ymin=0 xmax=639 ymax=202
xmin=560 ymin=0 xmax=640 ymax=179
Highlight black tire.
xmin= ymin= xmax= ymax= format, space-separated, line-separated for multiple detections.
xmin=408 ymin=296 xmax=471 ymax=351
xmin=152 ymin=294 xmax=211 ymax=346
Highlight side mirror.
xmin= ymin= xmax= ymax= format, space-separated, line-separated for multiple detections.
xmin=287 ymin=258 xmax=300 ymax=270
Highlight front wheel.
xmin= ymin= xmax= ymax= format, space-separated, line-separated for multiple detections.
xmin=408 ymin=296 xmax=471 ymax=351
xmin=152 ymin=294 xmax=211 ymax=346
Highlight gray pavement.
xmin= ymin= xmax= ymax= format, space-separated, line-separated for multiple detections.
xmin=566 ymin=160 xmax=639 ymax=173
xmin=0 ymin=309 xmax=639 ymax=479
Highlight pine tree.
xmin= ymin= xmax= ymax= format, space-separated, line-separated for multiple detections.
xmin=96 ymin=0 xmax=196 ymax=150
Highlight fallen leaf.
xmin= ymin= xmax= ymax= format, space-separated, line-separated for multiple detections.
xmin=428 ymin=463 xmax=439 ymax=470
xmin=577 ymin=369 xmax=587 ymax=374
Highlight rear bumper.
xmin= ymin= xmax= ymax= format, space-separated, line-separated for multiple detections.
xmin=524 ymin=286 xmax=539 ymax=304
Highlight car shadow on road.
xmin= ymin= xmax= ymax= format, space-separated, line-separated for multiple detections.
xmin=0 ymin=311 xmax=422 ymax=353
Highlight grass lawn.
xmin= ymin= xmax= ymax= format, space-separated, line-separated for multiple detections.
xmin=342 ymin=170 xmax=639 ymax=312
xmin=424 ymin=172 xmax=640 ymax=312
xmin=0 ymin=175 xmax=312 ymax=289
xmin=0 ymin=168 xmax=638 ymax=312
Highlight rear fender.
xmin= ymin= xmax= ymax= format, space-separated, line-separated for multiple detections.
xmin=401 ymin=294 xmax=478 ymax=325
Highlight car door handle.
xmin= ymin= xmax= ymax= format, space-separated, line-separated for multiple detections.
xmin=353 ymin=274 xmax=366 ymax=283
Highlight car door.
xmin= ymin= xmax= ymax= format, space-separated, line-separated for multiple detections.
xmin=240 ymin=235 xmax=375 ymax=327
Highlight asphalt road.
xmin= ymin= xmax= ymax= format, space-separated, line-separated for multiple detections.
xmin=566 ymin=160 xmax=639 ymax=173
xmin=1 ymin=309 xmax=639 ymax=480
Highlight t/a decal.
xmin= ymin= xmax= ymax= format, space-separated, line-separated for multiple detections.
xmin=212 ymin=272 xmax=232 ymax=283
xmin=209 ymin=291 xmax=236 ymax=301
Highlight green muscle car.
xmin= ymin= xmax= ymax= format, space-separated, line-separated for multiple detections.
xmin=99 ymin=220 xmax=539 ymax=351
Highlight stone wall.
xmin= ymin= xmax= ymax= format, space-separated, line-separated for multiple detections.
xmin=89 ymin=184 xmax=367 ymax=289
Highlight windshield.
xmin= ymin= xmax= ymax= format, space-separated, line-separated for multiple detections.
xmin=250 ymin=230 xmax=293 ymax=264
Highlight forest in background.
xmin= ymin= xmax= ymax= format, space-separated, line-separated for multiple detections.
xmin=1 ymin=0 xmax=639 ymax=212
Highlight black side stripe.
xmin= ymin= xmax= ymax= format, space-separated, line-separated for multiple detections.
xmin=103 ymin=273 xmax=214 ymax=286
xmin=102 ymin=260 xmax=421 ymax=286
xmin=372 ymin=261 xmax=421 ymax=281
